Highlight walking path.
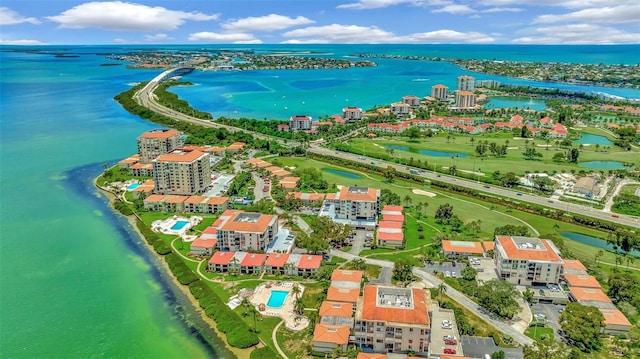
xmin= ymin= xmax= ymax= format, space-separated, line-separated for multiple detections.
xmin=603 ymin=179 xmax=638 ymax=212
xmin=272 ymin=320 xmax=289 ymax=359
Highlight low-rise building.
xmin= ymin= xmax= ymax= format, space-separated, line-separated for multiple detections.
xmin=442 ymin=240 xmax=485 ymax=258
xmin=353 ymin=285 xmax=430 ymax=354
xmin=564 ymin=274 xmax=602 ymax=289
xmin=297 ymin=254 xmax=323 ymax=276
xmin=390 ymin=102 xmax=410 ymax=116
xmin=377 ymin=220 xmax=404 ymax=248
xmin=600 ymin=308 xmax=633 ymax=334
xmin=568 ymin=287 xmax=615 ymax=309
xmin=331 ymin=269 xmax=363 ymax=289
xmin=239 ymin=253 xmax=267 ymax=274
xmin=190 ymin=237 xmax=218 ymax=256
xmin=290 ymin=115 xmax=312 ymax=131
xmin=312 ymin=324 xmax=350 ymax=354
xmin=327 ymin=287 xmax=360 ymax=310
xmin=494 ymin=235 xmax=563 ymax=286
xmin=207 ymin=251 xmax=237 ymax=272
xmin=264 ymin=253 xmax=290 ymax=275
xmin=342 ymin=107 xmax=363 ymax=121
xmin=226 ymin=142 xmax=246 ymax=153
xmin=561 ymin=259 xmax=588 ymax=276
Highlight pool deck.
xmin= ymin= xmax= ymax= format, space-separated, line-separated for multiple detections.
xmin=250 ymin=282 xmax=309 ymax=331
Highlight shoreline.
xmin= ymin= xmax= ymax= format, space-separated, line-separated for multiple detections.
xmin=95 ymin=179 xmax=252 ymax=359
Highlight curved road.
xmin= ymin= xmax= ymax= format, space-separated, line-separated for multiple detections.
xmin=309 ymin=146 xmax=640 ymax=228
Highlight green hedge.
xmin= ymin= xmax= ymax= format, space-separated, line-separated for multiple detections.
xmin=165 ymin=253 xmax=198 ymax=285
xmin=135 ymin=220 xmax=159 ymax=245
xmin=153 ymin=240 xmax=172 ymax=255
xmin=114 ymin=200 xmax=133 ymax=216
xmin=250 ymin=347 xmax=279 ymax=359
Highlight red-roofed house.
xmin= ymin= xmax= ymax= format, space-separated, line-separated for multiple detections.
xmin=264 ymin=253 xmax=290 ymax=275
xmin=190 ymin=237 xmax=218 ymax=256
xmin=381 ymin=205 xmax=403 ymax=216
xmin=208 ymin=251 xmax=236 ymax=272
xmin=442 ymin=240 xmax=485 ymax=258
xmin=331 ymin=269 xmax=363 ymax=288
xmin=495 ymin=235 xmax=563 ymax=286
xmin=239 ymin=253 xmax=267 ymax=274
xmin=382 ymin=214 xmax=405 ymax=222
xmin=297 ymin=254 xmax=323 ymax=276
xmin=562 ymin=259 xmax=588 ymax=276
xmin=354 ymin=285 xmax=430 ymax=354
xmin=564 ymin=274 xmax=601 ymax=289
xmin=327 ymin=287 xmax=360 ymax=309
xmin=312 ymin=324 xmax=350 ymax=354
xmin=600 ymin=308 xmax=632 ymax=334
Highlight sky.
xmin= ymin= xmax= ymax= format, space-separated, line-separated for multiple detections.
xmin=1 ymin=0 xmax=638 ymax=45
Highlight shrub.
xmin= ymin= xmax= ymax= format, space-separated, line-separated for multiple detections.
xmin=114 ymin=200 xmax=133 ymax=215
xmin=250 ymin=347 xmax=279 ymax=359
xmin=153 ymin=240 xmax=172 ymax=255
xmin=227 ymin=326 xmax=259 ymax=348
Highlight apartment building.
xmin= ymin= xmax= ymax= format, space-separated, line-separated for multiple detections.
xmin=431 ymin=84 xmax=449 ymax=101
xmin=456 ymin=75 xmax=475 ymax=92
xmin=494 ymin=235 xmax=563 ymax=286
xmin=290 ymin=115 xmax=312 ymax=131
xmin=390 ymin=102 xmax=410 ymax=116
xmin=402 ymin=95 xmax=420 ymax=107
xmin=214 ymin=210 xmax=279 ymax=252
xmin=152 ymin=149 xmax=211 ymax=195
xmin=353 ymin=286 xmax=430 ymax=354
xmin=334 ymin=187 xmax=380 ymax=221
xmin=137 ymin=129 xmax=184 ymax=163
xmin=455 ymin=90 xmax=476 ymax=109
xmin=343 ymin=107 xmax=363 ymax=121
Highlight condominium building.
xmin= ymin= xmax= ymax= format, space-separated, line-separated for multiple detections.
xmin=494 ymin=235 xmax=563 ymax=286
xmin=390 ymin=102 xmax=410 ymax=116
xmin=335 ymin=187 xmax=380 ymax=221
xmin=214 ymin=210 xmax=279 ymax=252
xmin=456 ymin=75 xmax=475 ymax=92
xmin=343 ymin=107 xmax=363 ymax=121
xmin=137 ymin=129 xmax=184 ymax=163
xmin=455 ymin=91 xmax=476 ymax=109
xmin=402 ymin=95 xmax=420 ymax=107
xmin=354 ymin=285 xmax=430 ymax=354
xmin=431 ymin=84 xmax=449 ymax=101
xmin=290 ymin=115 xmax=312 ymax=131
xmin=152 ymin=149 xmax=211 ymax=195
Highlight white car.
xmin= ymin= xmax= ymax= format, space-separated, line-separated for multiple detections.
xmin=452 ymin=272 xmax=457 ymax=278
xmin=445 ymin=271 xmax=451 ymax=278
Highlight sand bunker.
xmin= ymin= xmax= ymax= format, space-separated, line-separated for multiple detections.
xmin=413 ymin=189 xmax=436 ymax=197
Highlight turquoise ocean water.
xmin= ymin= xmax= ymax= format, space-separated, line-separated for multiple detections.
xmin=1 ymin=44 xmax=639 ymax=358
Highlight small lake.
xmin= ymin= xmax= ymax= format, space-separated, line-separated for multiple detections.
xmin=485 ymin=96 xmax=547 ymax=112
xmin=386 ymin=145 xmax=470 ymax=158
xmin=578 ymin=161 xmax=627 ymax=170
xmin=573 ymin=133 xmax=613 ymax=145
xmin=323 ymin=168 xmax=363 ymax=179
xmin=561 ymin=232 xmax=640 ymax=257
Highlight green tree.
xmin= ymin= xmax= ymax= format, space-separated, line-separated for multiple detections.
xmin=523 ymin=147 xmax=543 ymax=160
xmin=434 ymin=203 xmax=454 ymax=224
xmin=392 ymin=259 xmax=413 ymax=286
xmin=437 ymin=283 xmax=447 ymax=302
xmin=404 ymin=126 xmax=421 ymax=140
xmin=559 ymin=303 xmax=604 ymax=353
xmin=523 ymin=339 xmax=571 ymax=359
xmin=380 ymin=188 xmax=401 ymax=206
xmin=568 ymin=148 xmax=580 ymax=163
xmin=607 ymin=273 xmax=638 ymax=304
xmin=477 ymin=279 xmax=521 ymax=319
xmin=294 ymin=297 xmax=305 ymax=315
xmin=523 ymin=288 xmax=534 ymax=303
xmin=403 ymin=194 xmax=413 ymax=208
xmin=491 ymin=350 xmax=506 ymax=359
xmin=461 ymin=266 xmax=478 ymax=281
xmin=383 ymin=165 xmax=396 ymax=182
xmin=351 ymin=258 xmax=366 ymax=271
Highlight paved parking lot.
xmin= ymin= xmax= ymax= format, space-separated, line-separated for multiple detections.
xmin=430 ymin=307 xmax=462 ymax=357
xmin=531 ymin=302 xmax=564 ymax=341
xmin=475 ymin=257 xmax=498 ymax=283
xmin=424 ymin=261 xmax=467 ymax=278
xmin=461 ymin=336 xmax=523 ymax=359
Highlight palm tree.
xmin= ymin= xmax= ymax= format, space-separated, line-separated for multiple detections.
xmin=292 ymin=284 xmax=302 ymax=300
xmin=615 ymin=254 xmax=624 ymax=270
xmin=415 ymin=203 xmax=423 ymax=217
xmin=241 ymin=297 xmax=251 ymax=315
xmin=294 ymin=297 xmax=305 ymax=315
xmin=438 ymin=283 xmax=447 ymax=303
xmin=625 ymin=255 xmax=635 ymax=269
xmin=421 ymin=202 xmax=429 ymax=217
xmin=352 ymin=258 xmax=366 ymax=271
xmin=595 ymin=250 xmax=604 ymax=264
xmin=403 ymin=194 xmax=413 ymax=208
xmin=553 ymin=223 xmax=560 ymax=232
xmin=283 ymin=262 xmax=296 ymax=277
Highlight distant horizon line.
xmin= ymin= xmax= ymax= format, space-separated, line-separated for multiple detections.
xmin=2 ymin=43 xmax=639 ymax=46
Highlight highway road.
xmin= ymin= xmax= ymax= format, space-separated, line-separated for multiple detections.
xmin=308 ymin=145 xmax=640 ymax=229
xmin=133 ymin=73 xmax=638 ymax=229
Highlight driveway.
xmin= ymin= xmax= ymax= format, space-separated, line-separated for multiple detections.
xmin=423 ymin=261 xmax=467 ymax=278
xmin=348 ymin=229 xmax=366 ymax=256
xmin=461 ymin=336 xmax=523 ymax=359
xmin=252 ymin=173 xmax=265 ymax=201
xmin=531 ymin=302 xmax=564 ymax=341
xmin=369 ymin=267 xmax=392 ymax=284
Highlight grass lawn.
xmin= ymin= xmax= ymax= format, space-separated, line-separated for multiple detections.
xmin=524 ymin=326 xmax=554 ymax=341
xmin=344 ymin=135 xmax=637 ymax=177
xmin=300 ymin=282 xmax=327 ymax=310
xmin=277 ymin=322 xmax=313 ymax=359
xmin=620 ymin=183 xmax=640 ymax=196
xmin=342 ymin=261 xmax=382 ymax=280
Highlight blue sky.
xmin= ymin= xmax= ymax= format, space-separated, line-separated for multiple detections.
xmin=1 ymin=0 xmax=638 ymax=45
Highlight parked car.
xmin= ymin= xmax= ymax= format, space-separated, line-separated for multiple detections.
xmin=444 ymin=348 xmax=456 ymax=354
xmin=445 ymin=339 xmax=457 ymax=345
xmin=445 ymin=271 xmax=451 ymax=278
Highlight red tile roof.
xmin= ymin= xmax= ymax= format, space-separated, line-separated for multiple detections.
xmin=382 ymin=214 xmax=405 ymax=222
xmin=600 ymin=308 xmax=632 ymax=327
xmin=482 ymin=241 xmax=495 ymax=251
xmin=562 ymin=259 xmax=587 ymax=271
xmin=382 ymin=205 xmax=403 ymax=213
xmin=206 ymin=196 xmax=228 ymax=205
xmin=378 ymin=221 xmax=403 ymax=229
xmin=297 ymin=255 xmax=323 ymax=269
xmin=495 ymin=236 xmax=562 ymax=262
xmin=564 ymin=274 xmax=601 ymax=288
xmin=185 ymin=196 xmax=206 ymax=204
xmin=139 ymin=129 xmax=181 ymax=138
xmin=191 ymin=237 xmax=217 ymax=249
xmin=331 ymin=270 xmax=363 ymax=283
xmin=338 ymin=187 xmax=378 ymax=202
xmin=442 ymin=240 xmax=484 ymax=254
xmin=155 ymin=149 xmax=205 ymax=163
xmin=265 ymin=253 xmax=290 ymax=268
xmin=208 ymin=251 xmax=235 ymax=265
xmin=165 ymin=195 xmax=188 ymax=203
xmin=377 ymin=232 xmax=404 ymax=242
xmin=313 ymin=324 xmax=350 ymax=345
xmin=361 ymin=286 xmax=429 ymax=325
xmin=240 ymin=253 xmax=267 ymax=267
xmin=144 ymin=194 xmax=166 ymax=202
xmin=327 ymin=287 xmax=360 ymax=304
xmin=569 ymin=287 xmax=611 ymax=303
xmin=319 ymin=301 xmax=353 ymax=318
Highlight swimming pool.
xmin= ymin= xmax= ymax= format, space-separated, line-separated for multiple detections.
xmin=170 ymin=220 xmax=189 ymax=230
xmin=267 ymin=290 xmax=289 ymax=309
xmin=126 ymin=183 xmax=140 ymax=191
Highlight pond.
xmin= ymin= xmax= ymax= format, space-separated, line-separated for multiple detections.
xmin=323 ymin=168 xmax=363 ymax=179
xmin=578 ymin=161 xmax=627 ymax=170
xmin=386 ymin=145 xmax=470 ymax=158
xmin=485 ymin=96 xmax=547 ymax=112
xmin=560 ymin=232 xmax=640 ymax=257
xmin=573 ymin=133 xmax=613 ymax=145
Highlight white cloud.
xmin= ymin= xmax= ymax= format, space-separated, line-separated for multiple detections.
xmin=479 ymin=0 xmax=635 ymax=9
xmin=0 ymin=38 xmax=45 ymax=45
xmin=47 ymin=1 xmax=218 ymax=31
xmin=482 ymin=7 xmax=522 ymax=13
xmin=512 ymin=24 xmax=640 ymax=44
xmin=534 ymin=4 xmax=640 ymax=24
xmin=188 ymin=32 xmax=260 ymax=43
xmin=337 ymin=0 xmax=418 ymax=10
xmin=0 ymin=7 xmax=40 ymax=25
xmin=144 ymin=33 xmax=173 ymax=41
xmin=432 ymin=4 xmax=476 ymax=14
xmin=282 ymin=24 xmax=494 ymax=43
xmin=222 ymin=14 xmax=314 ymax=32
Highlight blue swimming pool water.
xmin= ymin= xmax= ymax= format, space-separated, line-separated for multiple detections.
xmin=170 ymin=221 xmax=189 ymax=231
xmin=267 ymin=290 xmax=289 ymax=309
xmin=127 ymin=183 xmax=140 ymax=191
